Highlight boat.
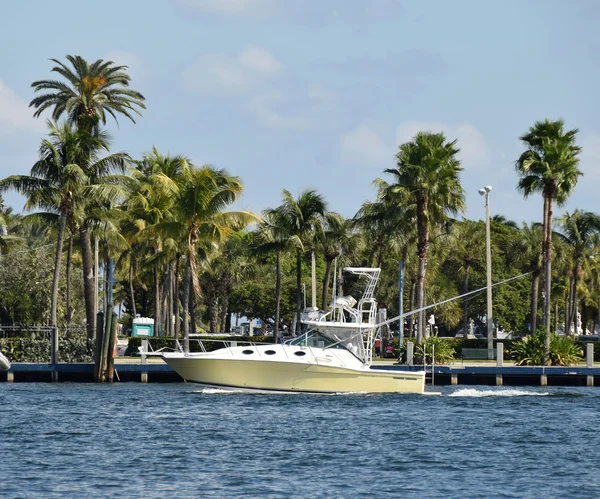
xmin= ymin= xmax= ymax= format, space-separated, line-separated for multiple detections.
xmin=0 ymin=351 xmax=10 ymax=371
xmin=162 ymin=267 xmax=425 ymax=394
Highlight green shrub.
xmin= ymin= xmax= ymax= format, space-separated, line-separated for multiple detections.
xmin=512 ymin=331 xmax=583 ymax=366
xmin=415 ymin=334 xmax=456 ymax=364
xmin=0 ymin=337 xmax=94 ymax=363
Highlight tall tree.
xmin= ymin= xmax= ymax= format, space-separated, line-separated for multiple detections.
xmin=275 ymin=189 xmax=326 ymax=334
xmin=320 ymin=213 xmax=360 ymax=311
xmin=385 ymin=132 xmax=465 ymax=343
xmin=516 ymin=119 xmax=582 ymax=360
xmin=0 ymin=122 xmax=127 ymax=331
xmin=556 ymin=210 xmax=600 ymax=335
xmin=259 ymin=207 xmax=301 ymax=342
xmin=509 ymin=223 xmax=543 ymax=334
xmin=29 ymin=55 xmax=145 ymax=337
xmin=156 ymin=166 xmax=258 ymax=351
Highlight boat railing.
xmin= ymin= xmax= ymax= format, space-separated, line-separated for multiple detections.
xmin=185 ymin=337 xmax=280 ymax=356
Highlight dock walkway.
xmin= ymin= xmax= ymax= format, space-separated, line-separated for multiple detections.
xmin=1 ymin=359 xmax=599 ymax=386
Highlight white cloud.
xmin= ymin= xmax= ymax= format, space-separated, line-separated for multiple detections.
xmin=396 ymin=121 xmax=491 ymax=167
xmin=183 ymin=45 xmax=283 ymax=94
xmin=102 ymin=51 xmax=147 ymax=82
xmin=176 ymin=0 xmax=275 ymax=16
xmin=0 ymin=80 xmax=44 ymax=134
xmin=340 ymin=126 xmax=390 ymax=166
xmin=248 ymin=92 xmax=305 ymax=129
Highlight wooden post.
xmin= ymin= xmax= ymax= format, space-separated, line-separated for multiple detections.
xmin=107 ymin=312 xmax=118 ymax=383
xmin=586 ymin=343 xmax=593 ymax=368
xmin=141 ymin=339 xmax=148 ymax=383
xmin=7 ymin=371 xmax=14 ymax=382
xmin=451 ymin=373 xmax=458 ymax=385
xmin=496 ymin=342 xmax=503 ymax=386
xmin=540 ymin=374 xmax=548 ymax=386
xmin=94 ymin=311 xmax=104 ymax=381
xmin=51 ymin=325 xmax=59 ymax=366
xmin=100 ymin=304 xmax=113 ymax=382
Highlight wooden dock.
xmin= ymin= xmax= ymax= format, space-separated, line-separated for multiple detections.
xmin=1 ymin=362 xmax=599 ymax=386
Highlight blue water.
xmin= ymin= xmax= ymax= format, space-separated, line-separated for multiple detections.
xmin=1 ymin=384 xmax=599 ymax=498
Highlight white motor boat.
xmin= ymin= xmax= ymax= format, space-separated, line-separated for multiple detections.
xmin=162 ymin=267 xmax=425 ymax=394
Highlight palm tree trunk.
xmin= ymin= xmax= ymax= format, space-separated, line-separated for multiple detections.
xmin=462 ymin=265 xmax=470 ymax=337
xmin=543 ymin=191 xmax=553 ymax=362
xmin=129 ymin=256 xmax=137 ymax=319
xmin=167 ymin=263 xmax=174 ymax=337
xmin=175 ymin=254 xmax=181 ymax=338
xmin=408 ymin=280 xmax=415 ymax=338
xmin=572 ymin=263 xmax=580 ymax=335
xmin=295 ymin=248 xmax=302 ymax=334
xmin=530 ymin=272 xmax=539 ymax=334
xmin=160 ymin=267 xmax=169 ymax=335
xmin=190 ymin=287 xmax=197 ymax=336
xmin=415 ymin=195 xmax=429 ymax=344
xmin=565 ymin=281 xmax=572 ymax=334
xmin=274 ymin=250 xmax=281 ymax=343
xmin=554 ymin=300 xmax=559 ymax=334
xmin=154 ymin=259 xmax=161 ymax=336
xmin=50 ymin=215 xmax=67 ymax=327
xmin=220 ymin=289 xmax=229 ymax=334
xmin=209 ymin=292 xmax=218 ymax=333
xmin=321 ymin=257 xmax=333 ymax=311
xmin=65 ymin=235 xmax=73 ymax=332
xmin=79 ymin=224 xmax=95 ymax=339
xmin=182 ymin=257 xmax=191 ymax=352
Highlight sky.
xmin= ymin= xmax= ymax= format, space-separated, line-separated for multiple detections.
xmin=1 ymin=0 xmax=599 ymax=225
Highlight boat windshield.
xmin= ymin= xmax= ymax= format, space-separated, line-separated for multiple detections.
xmin=287 ymin=330 xmax=365 ymax=361
xmin=288 ymin=331 xmax=344 ymax=349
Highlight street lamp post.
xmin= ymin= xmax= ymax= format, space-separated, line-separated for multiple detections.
xmin=478 ymin=186 xmax=493 ymax=359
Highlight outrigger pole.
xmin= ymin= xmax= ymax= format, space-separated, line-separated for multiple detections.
xmin=376 ymin=271 xmax=532 ymax=329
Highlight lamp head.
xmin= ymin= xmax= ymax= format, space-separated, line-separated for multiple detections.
xmin=478 ymin=189 xmax=486 ymax=196
xmin=485 ymin=185 xmax=492 ymax=192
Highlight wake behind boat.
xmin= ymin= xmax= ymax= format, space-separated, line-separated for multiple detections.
xmin=162 ymin=267 xmax=425 ymax=394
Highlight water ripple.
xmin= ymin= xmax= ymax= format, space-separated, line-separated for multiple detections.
xmin=1 ymin=383 xmax=600 ymax=498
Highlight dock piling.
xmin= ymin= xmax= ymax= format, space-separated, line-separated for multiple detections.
xmin=141 ymin=339 xmax=148 ymax=383
xmin=406 ymin=341 xmax=414 ymax=366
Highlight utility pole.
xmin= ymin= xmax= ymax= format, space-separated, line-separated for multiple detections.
xmin=479 ymin=186 xmax=493 ymax=359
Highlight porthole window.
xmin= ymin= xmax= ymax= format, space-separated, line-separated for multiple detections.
xmin=242 ymin=349 xmax=254 ymax=355
xmin=265 ymin=350 xmax=276 ymax=355
xmin=294 ymin=351 xmax=306 ymax=357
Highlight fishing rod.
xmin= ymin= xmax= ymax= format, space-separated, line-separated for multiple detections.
xmin=375 ymin=271 xmax=532 ymax=329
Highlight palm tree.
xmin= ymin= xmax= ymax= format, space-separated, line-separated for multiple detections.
xmin=0 ymin=195 xmax=23 ymax=256
xmin=275 ymin=189 xmax=326 ymax=333
xmin=516 ymin=119 xmax=582 ymax=359
xmin=386 ymin=132 xmax=465 ymax=343
xmin=156 ymin=166 xmax=258 ymax=351
xmin=0 ymin=122 xmax=128 ymax=332
xmin=29 ymin=55 xmax=145 ymax=338
xmin=556 ymin=210 xmax=600 ymax=335
xmin=30 ymin=55 xmax=145 ymax=129
xmin=509 ymin=223 xmax=543 ymax=334
xmin=319 ymin=213 xmax=361 ymax=311
xmin=125 ymin=149 xmax=191 ymax=336
xmin=259 ymin=207 xmax=301 ymax=342
xmin=449 ymin=220 xmax=485 ymax=337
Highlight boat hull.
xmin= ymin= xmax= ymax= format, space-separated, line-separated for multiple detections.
xmin=162 ymin=355 xmax=425 ymax=394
